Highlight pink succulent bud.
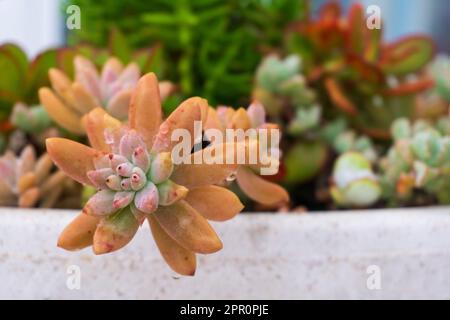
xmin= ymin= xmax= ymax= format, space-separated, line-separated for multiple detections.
xmin=105 ymin=175 xmax=122 ymax=191
xmin=158 ymin=180 xmax=189 ymax=206
xmin=119 ymin=130 xmax=146 ymax=160
xmin=109 ymin=154 xmax=128 ymax=170
xmin=87 ymin=168 xmax=114 ymax=189
xmin=134 ymin=182 xmax=159 ymax=214
xmin=130 ymin=167 xmax=147 ymax=190
xmin=116 ymin=162 xmax=134 ymax=177
xmin=246 ymin=101 xmax=266 ymax=128
xmin=93 ymin=154 xmax=111 ymax=170
xmin=120 ymin=178 xmax=132 ymax=190
xmin=132 ymin=146 xmax=150 ymax=172
xmin=150 ymin=152 xmax=173 ymax=184
xmin=113 ymin=191 xmax=135 ymax=209
xmin=83 ymin=190 xmax=116 ymax=216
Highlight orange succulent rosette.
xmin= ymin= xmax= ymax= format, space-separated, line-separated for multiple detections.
xmin=46 ymin=73 xmax=244 ymax=276
xmin=205 ymin=102 xmax=290 ymax=208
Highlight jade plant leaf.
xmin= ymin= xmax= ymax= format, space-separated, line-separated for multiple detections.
xmin=379 ymin=36 xmax=435 ymax=76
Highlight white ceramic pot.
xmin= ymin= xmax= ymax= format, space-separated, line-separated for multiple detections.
xmin=0 ymin=207 xmax=449 ymax=299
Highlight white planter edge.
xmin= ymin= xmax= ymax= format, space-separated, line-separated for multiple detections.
xmin=0 ymin=206 xmax=449 ymax=299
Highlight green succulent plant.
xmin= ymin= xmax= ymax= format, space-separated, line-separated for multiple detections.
xmin=428 ymin=54 xmax=450 ymax=103
xmin=380 ymin=117 xmax=450 ymax=204
xmin=330 ymin=152 xmax=381 ymax=208
xmin=286 ymin=1 xmax=436 ymax=138
xmin=0 ymin=43 xmax=75 ymax=122
xmin=66 ymin=0 xmax=307 ymax=106
xmin=253 ymin=54 xmax=328 ymax=185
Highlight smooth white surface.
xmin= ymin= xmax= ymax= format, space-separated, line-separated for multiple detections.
xmin=0 ymin=0 xmax=63 ymax=57
xmin=0 ymin=207 xmax=449 ymax=299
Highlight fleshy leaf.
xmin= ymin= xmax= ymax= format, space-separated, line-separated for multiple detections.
xmin=148 ymin=215 xmax=196 ymax=276
xmin=185 ymin=186 xmax=243 ymax=221
xmin=83 ymin=190 xmax=116 ymax=216
xmin=93 ymin=207 xmax=139 ymax=254
xmin=236 ymin=166 xmax=289 ymax=207
xmin=379 ymin=35 xmax=435 ymax=75
xmin=128 ymin=73 xmax=162 ymax=148
xmin=152 ymin=97 xmax=204 ymax=153
xmin=153 ymin=200 xmax=223 ymax=254
xmin=57 ymin=213 xmax=100 ymax=251
xmin=39 ymin=88 xmax=84 ymax=134
xmin=134 ymin=182 xmax=159 ymax=214
xmin=46 ymin=138 xmax=104 ymax=186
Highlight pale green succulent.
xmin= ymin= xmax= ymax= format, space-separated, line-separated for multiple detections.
xmin=10 ymin=103 xmax=52 ymax=134
xmin=380 ymin=117 xmax=450 ymax=204
xmin=330 ymin=152 xmax=381 ymax=208
xmin=322 ymin=119 xmax=378 ymax=162
xmin=253 ymin=54 xmax=317 ymax=120
xmin=429 ymin=55 xmax=450 ymax=102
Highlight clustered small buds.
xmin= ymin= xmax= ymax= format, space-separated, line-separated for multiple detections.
xmin=379 ymin=117 xmax=450 ymax=204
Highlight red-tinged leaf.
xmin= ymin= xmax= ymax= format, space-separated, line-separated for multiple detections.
xmin=364 ymin=22 xmax=383 ymax=62
xmin=383 ymin=78 xmax=435 ymax=96
xmin=324 ymin=77 xmax=358 ymax=115
xmin=346 ymin=3 xmax=365 ymax=55
xmin=319 ymin=1 xmax=341 ymax=21
xmin=347 ymin=54 xmax=384 ymax=85
xmin=26 ymin=49 xmax=58 ymax=101
xmin=0 ymin=46 xmax=24 ymax=99
xmin=56 ymin=47 xmax=77 ymax=78
xmin=0 ymin=43 xmax=28 ymax=75
xmin=379 ymin=35 xmax=436 ymax=75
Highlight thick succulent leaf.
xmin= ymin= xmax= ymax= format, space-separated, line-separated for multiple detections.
xmin=185 ymin=186 xmax=243 ymax=221
xmin=237 ymin=166 xmax=289 ymax=207
xmin=153 ymin=200 xmax=223 ymax=254
xmin=364 ymin=22 xmax=383 ymax=62
xmin=324 ymin=78 xmax=358 ymax=115
xmin=346 ymin=3 xmax=365 ymax=55
xmin=229 ymin=108 xmax=251 ymax=130
xmin=46 ymin=137 xmax=104 ymax=186
xmin=18 ymin=187 xmax=40 ymax=208
xmin=379 ymin=36 xmax=435 ymax=75
xmin=383 ymin=77 xmax=434 ymax=96
xmin=84 ymin=107 xmax=122 ymax=152
xmin=128 ymin=73 xmax=162 ymax=147
xmin=171 ymin=144 xmax=238 ymax=188
xmin=148 ymin=215 xmax=196 ymax=276
xmin=152 ymin=97 xmax=204 ymax=153
xmin=284 ymin=141 xmax=328 ymax=184
xmin=93 ymin=206 xmax=139 ymax=254
xmin=0 ymin=46 xmax=24 ymax=100
xmin=83 ymin=190 xmax=116 ymax=216
xmin=57 ymin=213 xmax=100 ymax=251
xmin=107 ymin=89 xmax=132 ymax=120
xmin=27 ymin=49 xmax=58 ymax=99
xmin=134 ymin=182 xmax=159 ymax=214
xmin=158 ymin=81 xmax=176 ymax=101
xmin=71 ymin=82 xmax=99 ymax=113
xmin=39 ymin=87 xmax=84 ymax=134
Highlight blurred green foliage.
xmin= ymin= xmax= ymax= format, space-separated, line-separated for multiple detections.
xmin=65 ymin=0 xmax=307 ymax=106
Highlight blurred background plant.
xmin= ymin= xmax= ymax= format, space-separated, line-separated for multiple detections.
xmin=0 ymin=0 xmax=448 ymax=211
xmin=286 ymin=1 xmax=435 ymax=138
xmin=65 ymin=0 xmax=308 ymax=106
